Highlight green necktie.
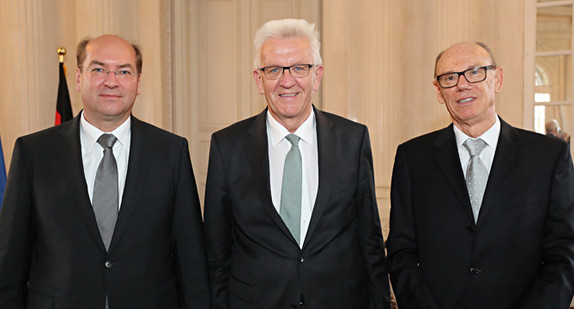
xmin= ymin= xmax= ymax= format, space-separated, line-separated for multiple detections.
xmin=280 ymin=134 xmax=302 ymax=244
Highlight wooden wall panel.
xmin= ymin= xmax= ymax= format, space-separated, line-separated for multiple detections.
xmin=322 ymin=0 xmax=526 ymax=237
xmin=0 ymin=0 xmax=530 ymax=226
xmin=0 ymin=0 xmax=171 ymax=172
xmin=174 ymin=0 xmax=321 ymax=203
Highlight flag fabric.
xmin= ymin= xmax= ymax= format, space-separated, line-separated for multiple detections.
xmin=0 ymin=136 xmax=6 ymax=208
xmin=55 ymin=62 xmax=73 ymax=125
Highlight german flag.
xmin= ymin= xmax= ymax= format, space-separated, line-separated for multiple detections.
xmin=56 ymin=62 xmax=73 ymax=125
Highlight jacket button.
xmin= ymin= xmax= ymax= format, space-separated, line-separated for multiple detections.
xmin=466 ymin=226 xmax=476 ymax=233
xmin=105 ymin=261 xmax=113 ymax=269
xmin=299 ymin=256 xmax=304 ymax=263
xmin=469 ymin=267 xmax=482 ymax=275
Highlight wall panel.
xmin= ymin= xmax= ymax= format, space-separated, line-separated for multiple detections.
xmin=0 ymin=0 xmax=529 ymax=230
xmin=322 ymin=0 xmax=526 ymax=237
xmin=174 ymin=0 xmax=321 ymax=203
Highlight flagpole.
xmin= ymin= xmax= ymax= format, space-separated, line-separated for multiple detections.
xmin=55 ymin=47 xmax=73 ymax=125
xmin=57 ymin=47 xmax=66 ymax=63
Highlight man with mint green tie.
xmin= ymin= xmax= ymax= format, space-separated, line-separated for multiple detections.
xmin=204 ymin=19 xmax=390 ymax=309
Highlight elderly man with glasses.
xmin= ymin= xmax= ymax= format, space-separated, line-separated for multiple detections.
xmin=204 ymin=19 xmax=390 ymax=309
xmin=387 ymin=41 xmax=574 ymax=309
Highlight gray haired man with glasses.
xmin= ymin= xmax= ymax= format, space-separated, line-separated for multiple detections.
xmin=204 ymin=19 xmax=390 ymax=309
xmin=387 ymin=41 xmax=574 ymax=308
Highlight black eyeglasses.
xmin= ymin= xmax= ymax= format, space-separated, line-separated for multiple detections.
xmin=436 ymin=65 xmax=496 ymax=88
xmin=259 ymin=64 xmax=314 ymax=79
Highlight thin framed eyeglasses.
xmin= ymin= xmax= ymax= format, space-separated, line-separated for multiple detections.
xmin=259 ymin=64 xmax=314 ymax=80
xmin=83 ymin=67 xmax=139 ymax=80
xmin=436 ymin=65 xmax=496 ymax=88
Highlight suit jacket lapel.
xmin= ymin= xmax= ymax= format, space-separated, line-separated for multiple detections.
xmin=57 ymin=115 xmax=107 ymax=251
xmin=247 ymin=110 xmax=297 ymax=244
xmin=433 ymin=125 xmax=475 ymax=223
xmin=303 ymin=108 xmax=334 ymax=248
xmin=476 ymin=118 xmax=520 ymax=225
xmin=108 ymin=116 xmax=151 ymax=252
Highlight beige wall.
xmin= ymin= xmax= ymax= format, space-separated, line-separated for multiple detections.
xmin=322 ymin=0 xmax=525 ymax=234
xmin=0 ymin=0 xmax=528 ymax=235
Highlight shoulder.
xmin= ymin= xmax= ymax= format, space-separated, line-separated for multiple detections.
xmin=314 ymin=108 xmax=369 ymax=143
xmin=132 ymin=117 xmax=188 ymax=147
xmin=502 ymin=121 xmax=567 ymax=155
xmin=211 ymin=112 xmax=263 ymax=141
xmin=398 ymin=126 xmax=451 ymax=153
xmin=16 ymin=118 xmax=77 ymax=148
xmin=316 ymin=109 xmax=366 ymax=131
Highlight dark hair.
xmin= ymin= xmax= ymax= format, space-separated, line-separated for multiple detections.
xmin=76 ymin=36 xmax=143 ymax=74
xmin=434 ymin=41 xmax=497 ymax=77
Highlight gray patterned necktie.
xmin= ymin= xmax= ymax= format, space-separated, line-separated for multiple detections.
xmin=463 ymin=138 xmax=488 ymax=223
xmin=93 ymin=134 xmax=118 ymax=251
xmin=280 ymin=134 xmax=302 ymax=245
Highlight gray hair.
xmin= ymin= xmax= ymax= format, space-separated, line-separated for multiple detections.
xmin=253 ymin=19 xmax=322 ymax=69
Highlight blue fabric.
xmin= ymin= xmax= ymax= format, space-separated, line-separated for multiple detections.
xmin=0 ymin=136 xmax=6 ymax=209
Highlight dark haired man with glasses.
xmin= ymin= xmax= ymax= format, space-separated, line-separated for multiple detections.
xmin=204 ymin=19 xmax=390 ymax=308
xmin=0 ymin=34 xmax=209 ymax=308
xmin=387 ymin=41 xmax=574 ymax=308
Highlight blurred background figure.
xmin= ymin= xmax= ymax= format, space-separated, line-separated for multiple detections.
xmin=546 ymin=119 xmax=570 ymax=144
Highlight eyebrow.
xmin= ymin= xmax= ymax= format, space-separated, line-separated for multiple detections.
xmin=87 ymin=60 xmax=134 ymax=70
xmin=438 ymin=65 xmax=485 ymax=75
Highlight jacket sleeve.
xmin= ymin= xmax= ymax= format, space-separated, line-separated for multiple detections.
xmin=171 ymin=138 xmax=210 ymax=308
xmin=203 ymin=134 xmax=233 ymax=309
xmin=518 ymin=142 xmax=574 ymax=308
xmin=387 ymin=145 xmax=439 ymax=309
xmin=0 ymin=138 xmax=33 ymax=309
xmin=355 ymin=128 xmax=391 ymax=309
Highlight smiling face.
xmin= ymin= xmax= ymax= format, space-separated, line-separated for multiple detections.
xmin=76 ymin=35 xmax=141 ymax=132
xmin=253 ymin=37 xmax=323 ymax=132
xmin=433 ymin=42 xmax=503 ymax=136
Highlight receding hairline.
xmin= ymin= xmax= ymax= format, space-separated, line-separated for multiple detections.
xmin=76 ymin=35 xmax=143 ymax=74
xmin=434 ymin=41 xmax=497 ymax=77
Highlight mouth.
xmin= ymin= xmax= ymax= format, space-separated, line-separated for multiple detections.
xmin=279 ymin=92 xmax=299 ymax=98
xmin=100 ymin=94 xmax=121 ymax=98
xmin=457 ymin=97 xmax=475 ymax=104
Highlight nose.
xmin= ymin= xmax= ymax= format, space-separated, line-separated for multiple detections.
xmin=456 ymin=74 xmax=471 ymax=90
xmin=103 ymin=71 xmax=119 ymax=87
xmin=278 ymin=68 xmax=296 ymax=87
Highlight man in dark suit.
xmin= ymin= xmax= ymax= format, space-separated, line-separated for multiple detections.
xmin=387 ymin=41 xmax=574 ymax=308
xmin=204 ymin=19 xmax=390 ymax=308
xmin=0 ymin=34 xmax=209 ymax=308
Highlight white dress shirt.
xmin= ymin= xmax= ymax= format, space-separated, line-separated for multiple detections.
xmin=454 ymin=116 xmax=501 ymax=178
xmin=267 ymin=110 xmax=319 ymax=247
xmin=80 ymin=111 xmax=131 ymax=209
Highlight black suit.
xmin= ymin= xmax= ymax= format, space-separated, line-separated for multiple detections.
xmin=0 ymin=115 xmax=209 ymax=309
xmin=204 ymin=107 xmax=390 ymax=308
xmin=387 ymin=118 xmax=574 ymax=309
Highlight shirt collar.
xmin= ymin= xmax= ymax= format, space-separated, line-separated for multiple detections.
xmin=80 ymin=111 xmax=131 ymax=152
xmin=453 ymin=115 xmax=500 ymax=150
xmin=267 ymin=109 xmax=316 ymax=147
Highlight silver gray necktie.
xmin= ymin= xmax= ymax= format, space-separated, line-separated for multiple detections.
xmin=280 ymin=134 xmax=302 ymax=245
xmin=463 ymin=138 xmax=488 ymax=223
xmin=93 ymin=134 xmax=118 ymax=251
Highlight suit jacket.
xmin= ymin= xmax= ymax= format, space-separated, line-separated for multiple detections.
xmin=0 ymin=115 xmax=209 ymax=309
xmin=204 ymin=107 xmax=390 ymax=309
xmin=387 ymin=118 xmax=574 ymax=309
